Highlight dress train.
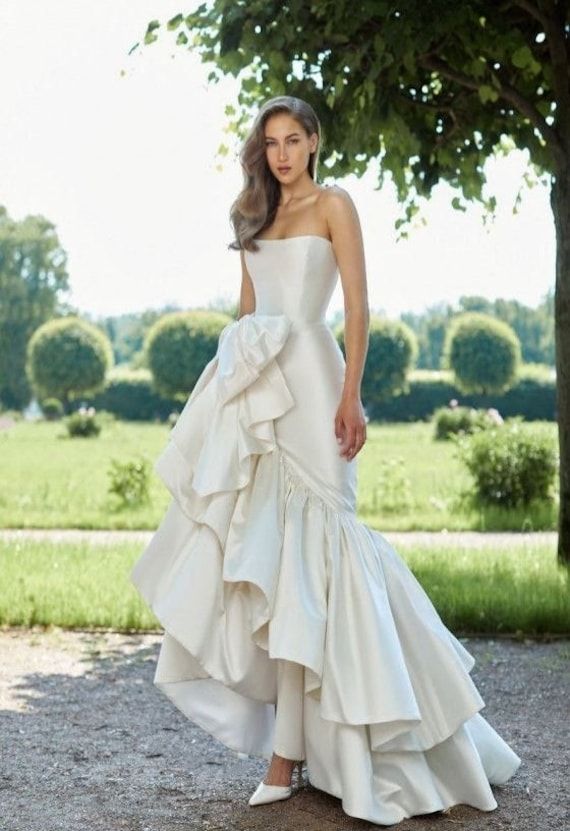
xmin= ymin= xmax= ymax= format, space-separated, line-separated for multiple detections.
xmin=130 ymin=236 xmax=521 ymax=825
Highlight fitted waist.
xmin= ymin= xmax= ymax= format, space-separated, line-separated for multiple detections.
xmin=252 ymin=312 xmax=330 ymax=333
xmin=289 ymin=319 xmax=331 ymax=333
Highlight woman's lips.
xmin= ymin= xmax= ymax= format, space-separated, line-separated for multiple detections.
xmin=277 ymin=167 xmax=291 ymax=172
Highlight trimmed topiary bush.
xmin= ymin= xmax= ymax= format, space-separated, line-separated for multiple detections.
xmin=145 ymin=310 xmax=233 ymax=398
xmin=442 ymin=312 xmax=521 ymax=395
xmin=336 ymin=315 xmax=418 ymax=415
xmin=27 ymin=316 xmax=113 ymax=412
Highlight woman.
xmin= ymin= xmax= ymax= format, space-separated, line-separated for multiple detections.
xmin=130 ymin=95 xmax=521 ymax=826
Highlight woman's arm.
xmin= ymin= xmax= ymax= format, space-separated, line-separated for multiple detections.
xmin=238 ymin=249 xmax=256 ymax=318
xmin=326 ymin=186 xmax=369 ymax=461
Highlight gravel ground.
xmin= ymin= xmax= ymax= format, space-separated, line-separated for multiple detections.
xmin=0 ymin=627 xmax=568 ymax=831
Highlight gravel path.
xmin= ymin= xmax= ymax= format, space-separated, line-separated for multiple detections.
xmin=0 ymin=528 xmax=559 ymax=548
xmin=0 ymin=627 xmax=567 ymax=831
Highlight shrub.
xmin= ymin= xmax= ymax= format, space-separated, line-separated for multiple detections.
xmin=361 ymin=457 xmax=413 ymax=514
xmin=442 ymin=312 xmax=521 ymax=395
xmin=145 ymin=310 xmax=232 ymax=398
xmin=433 ymin=401 xmax=504 ymax=440
xmin=40 ymin=397 xmax=64 ymax=420
xmin=336 ymin=315 xmax=418 ymax=414
xmin=65 ymin=406 xmax=101 ymax=438
xmin=107 ymin=457 xmax=151 ymax=507
xmin=370 ymin=364 xmax=556 ymax=423
xmin=455 ymin=418 xmax=558 ymax=508
xmin=85 ymin=367 xmax=179 ymax=421
xmin=27 ymin=316 xmax=113 ymax=410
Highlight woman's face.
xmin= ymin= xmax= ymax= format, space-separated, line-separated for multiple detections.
xmin=263 ymin=112 xmax=317 ymax=183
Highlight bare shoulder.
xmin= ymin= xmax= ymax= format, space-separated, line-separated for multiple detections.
xmin=320 ymin=184 xmax=357 ymax=221
xmin=319 ymin=185 xmax=361 ymax=241
xmin=319 ymin=183 xmax=352 ymax=203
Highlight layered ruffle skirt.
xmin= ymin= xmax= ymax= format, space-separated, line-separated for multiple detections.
xmin=130 ymin=313 xmax=521 ymax=825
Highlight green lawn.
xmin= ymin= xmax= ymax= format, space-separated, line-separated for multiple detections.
xmin=0 ymin=539 xmax=567 ymax=636
xmin=0 ymin=418 xmax=559 ymax=531
xmin=358 ymin=420 xmax=558 ymax=531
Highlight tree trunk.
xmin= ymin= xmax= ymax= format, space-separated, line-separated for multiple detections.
xmin=551 ymin=169 xmax=570 ymax=566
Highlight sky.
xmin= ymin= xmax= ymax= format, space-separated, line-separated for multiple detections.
xmin=0 ymin=1 xmax=557 ymax=324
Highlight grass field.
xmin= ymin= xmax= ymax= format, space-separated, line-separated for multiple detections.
xmin=0 ymin=538 xmax=567 ymax=636
xmin=0 ymin=418 xmax=559 ymax=532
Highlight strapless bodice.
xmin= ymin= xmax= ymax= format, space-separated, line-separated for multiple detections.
xmin=244 ymin=235 xmax=338 ymax=330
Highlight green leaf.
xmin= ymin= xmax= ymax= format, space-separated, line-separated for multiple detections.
xmin=536 ymin=100 xmax=552 ymax=117
xmin=469 ymin=57 xmax=487 ymax=79
xmin=167 ymin=14 xmax=184 ymax=30
xmin=478 ymin=84 xmax=499 ymax=104
xmin=490 ymin=72 xmax=502 ymax=91
xmin=403 ymin=51 xmax=416 ymax=75
xmin=365 ymin=77 xmax=376 ymax=102
xmin=512 ymin=45 xmax=533 ymax=69
xmin=373 ymin=34 xmax=385 ymax=55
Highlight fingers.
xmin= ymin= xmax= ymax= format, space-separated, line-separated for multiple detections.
xmin=334 ymin=414 xmax=343 ymax=442
xmin=345 ymin=432 xmax=366 ymax=461
xmin=338 ymin=423 xmax=367 ymax=461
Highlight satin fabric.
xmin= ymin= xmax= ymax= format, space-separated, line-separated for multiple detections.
xmin=130 ymin=235 xmax=521 ymax=825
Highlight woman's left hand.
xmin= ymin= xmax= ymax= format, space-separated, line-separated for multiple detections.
xmin=334 ymin=393 xmax=367 ymax=461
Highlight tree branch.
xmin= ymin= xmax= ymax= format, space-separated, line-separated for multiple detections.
xmin=418 ymin=53 xmax=566 ymax=169
xmin=417 ymin=54 xmax=479 ymax=92
xmin=396 ymin=91 xmax=466 ymax=149
xmin=397 ymin=92 xmax=456 ymax=115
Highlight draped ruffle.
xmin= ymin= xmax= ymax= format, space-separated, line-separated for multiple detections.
xmin=130 ymin=311 xmax=521 ymax=826
xmin=151 ymin=312 xmax=294 ymax=544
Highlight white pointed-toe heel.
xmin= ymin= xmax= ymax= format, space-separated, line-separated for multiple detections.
xmin=248 ymin=759 xmax=304 ymax=806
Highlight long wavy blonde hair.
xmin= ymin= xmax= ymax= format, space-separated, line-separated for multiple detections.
xmin=228 ymin=96 xmax=322 ymax=252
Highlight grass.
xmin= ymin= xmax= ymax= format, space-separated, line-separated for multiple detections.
xmin=358 ymin=420 xmax=558 ymax=532
xmin=0 ymin=418 xmax=559 ymax=531
xmin=0 ymin=419 xmax=168 ymax=529
xmin=0 ymin=539 xmax=568 ymax=637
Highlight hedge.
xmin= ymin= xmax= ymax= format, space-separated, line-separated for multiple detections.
xmin=83 ymin=367 xmax=179 ymax=421
xmin=367 ymin=364 xmax=556 ymax=422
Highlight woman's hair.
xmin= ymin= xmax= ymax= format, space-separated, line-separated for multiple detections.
xmin=228 ymin=96 xmax=322 ymax=252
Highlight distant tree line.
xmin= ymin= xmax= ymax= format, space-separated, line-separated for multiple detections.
xmin=0 ymin=204 xmax=555 ymax=412
xmin=399 ymin=292 xmax=555 ymax=370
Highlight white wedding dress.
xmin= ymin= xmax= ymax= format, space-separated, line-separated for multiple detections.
xmin=130 ymin=234 xmax=521 ymax=825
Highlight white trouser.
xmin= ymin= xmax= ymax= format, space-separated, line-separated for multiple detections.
xmin=272 ymin=659 xmax=306 ymax=760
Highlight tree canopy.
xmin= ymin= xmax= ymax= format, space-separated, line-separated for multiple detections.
xmin=0 ymin=206 xmax=70 ymax=408
xmin=132 ymin=0 xmax=566 ymax=235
